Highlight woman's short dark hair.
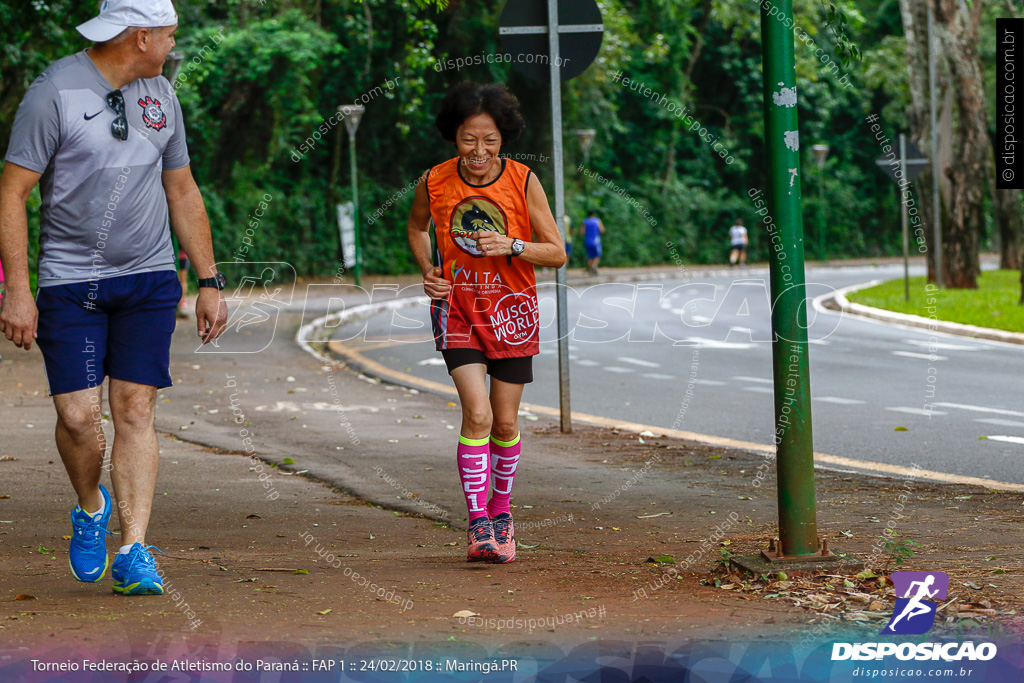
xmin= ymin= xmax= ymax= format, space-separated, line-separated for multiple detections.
xmin=435 ymin=82 xmax=526 ymax=145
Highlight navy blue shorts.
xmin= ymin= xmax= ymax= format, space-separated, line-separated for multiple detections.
xmin=35 ymin=271 xmax=180 ymax=395
xmin=585 ymin=241 xmax=602 ymax=259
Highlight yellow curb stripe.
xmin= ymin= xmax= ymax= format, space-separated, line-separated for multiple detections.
xmin=327 ymin=340 xmax=1024 ymax=493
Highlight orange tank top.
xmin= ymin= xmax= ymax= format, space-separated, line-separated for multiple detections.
xmin=426 ymin=156 xmax=539 ymax=358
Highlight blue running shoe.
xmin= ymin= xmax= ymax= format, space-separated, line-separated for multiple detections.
xmin=69 ymin=484 xmax=113 ymax=582
xmin=112 ymin=543 xmax=165 ymax=595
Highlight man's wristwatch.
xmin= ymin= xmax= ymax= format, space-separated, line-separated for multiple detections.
xmin=510 ymin=238 xmax=525 ymax=257
xmin=198 ymin=272 xmax=227 ymax=290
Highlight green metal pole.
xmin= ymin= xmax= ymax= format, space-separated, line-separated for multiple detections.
xmin=817 ymin=172 xmax=825 ymax=261
xmin=349 ymin=133 xmax=361 ymax=287
xmin=760 ymin=0 xmax=819 ymax=557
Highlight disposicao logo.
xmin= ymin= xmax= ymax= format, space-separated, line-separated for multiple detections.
xmin=883 ymin=570 xmax=949 ymax=635
xmin=831 ymin=570 xmax=998 ymax=662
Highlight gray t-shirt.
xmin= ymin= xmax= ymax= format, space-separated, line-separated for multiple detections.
xmin=5 ymin=50 xmax=190 ymax=287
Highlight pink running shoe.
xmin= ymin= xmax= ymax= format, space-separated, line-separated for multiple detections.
xmin=467 ymin=517 xmax=499 ymax=563
xmin=490 ymin=513 xmax=516 ymax=564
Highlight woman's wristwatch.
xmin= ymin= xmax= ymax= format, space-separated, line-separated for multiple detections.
xmin=510 ymin=238 xmax=525 ymax=257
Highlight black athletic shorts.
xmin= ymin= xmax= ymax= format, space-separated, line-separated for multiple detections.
xmin=441 ymin=348 xmax=534 ymax=384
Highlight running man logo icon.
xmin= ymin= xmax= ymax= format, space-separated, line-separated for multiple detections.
xmin=881 ymin=571 xmax=949 ymax=635
xmin=195 ymin=262 xmax=295 ymax=354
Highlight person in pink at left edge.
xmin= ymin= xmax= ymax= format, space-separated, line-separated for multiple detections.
xmin=0 ymin=257 xmax=5 ymax=361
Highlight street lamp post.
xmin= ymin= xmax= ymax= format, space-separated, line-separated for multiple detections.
xmin=575 ymin=128 xmax=595 ymax=199
xmin=574 ymin=129 xmax=596 ymax=266
xmin=341 ymin=104 xmax=366 ymax=286
xmin=811 ymin=144 xmax=830 ymax=262
xmin=575 ymin=128 xmax=596 ymax=166
xmin=163 ymin=50 xmax=184 ymax=82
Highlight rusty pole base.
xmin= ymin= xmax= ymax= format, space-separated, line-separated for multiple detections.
xmin=729 ymin=538 xmax=864 ymax=577
xmin=759 ymin=537 xmax=838 ymax=563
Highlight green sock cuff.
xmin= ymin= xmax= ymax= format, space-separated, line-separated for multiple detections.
xmin=490 ymin=432 xmax=521 ymax=448
xmin=458 ymin=434 xmax=489 ymax=447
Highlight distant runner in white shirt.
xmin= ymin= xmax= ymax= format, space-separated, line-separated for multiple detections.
xmin=728 ymin=218 xmax=748 ymax=268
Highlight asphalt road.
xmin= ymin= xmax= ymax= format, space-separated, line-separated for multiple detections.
xmin=330 ymin=263 xmax=1024 ymax=484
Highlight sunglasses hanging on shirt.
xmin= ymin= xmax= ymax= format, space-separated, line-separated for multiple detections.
xmin=106 ymin=89 xmax=128 ymax=140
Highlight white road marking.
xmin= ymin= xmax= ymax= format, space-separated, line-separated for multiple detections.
xmin=973 ymin=418 xmax=1024 ymax=429
xmin=886 ymin=406 xmax=948 ymax=416
xmin=815 ymin=397 xmax=866 ymax=405
xmin=618 ymin=356 xmax=661 ymax=368
xmin=986 ymin=436 xmax=1024 ymax=446
xmin=641 ymin=373 xmax=676 ymax=380
xmin=692 ymin=379 xmax=727 ymax=386
xmin=933 ymin=402 xmax=1024 ymax=419
xmin=891 ymin=351 xmax=949 ymax=361
xmin=604 ymin=366 xmax=634 ymax=374
xmin=733 ymin=376 xmax=773 ymax=384
xmin=743 ymin=386 xmax=774 ymax=394
xmin=417 ymin=357 xmax=447 ymax=365
xmin=903 ymin=339 xmax=978 ymax=351
xmin=809 ymin=339 xmax=831 ymax=345
xmin=255 ymin=401 xmax=380 ymax=413
xmin=680 ymin=338 xmax=754 ymax=349
xmin=575 ymin=359 xmax=600 ymax=367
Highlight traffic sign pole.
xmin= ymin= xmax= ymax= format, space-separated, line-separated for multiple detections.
xmin=500 ymin=0 xmax=604 ymax=434
xmin=928 ymin=2 xmax=942 ymax=288
xmin=875 ymin=137 xmax=928 ymax=301
xmin=547 ymin=0 xmax=572 ymax=433
xmin=900 ymin=134 xmax=910 ymax=302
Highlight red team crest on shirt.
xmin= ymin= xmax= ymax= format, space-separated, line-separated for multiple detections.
xmin=138 ymin=96 xmax=167 ymax=131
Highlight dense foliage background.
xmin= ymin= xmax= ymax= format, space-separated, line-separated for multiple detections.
xmin=0 ymin=0 xmax=1011 ymax=276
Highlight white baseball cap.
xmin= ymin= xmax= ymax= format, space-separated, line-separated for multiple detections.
xmin=76 ymin=0 xmax=178 ymax=43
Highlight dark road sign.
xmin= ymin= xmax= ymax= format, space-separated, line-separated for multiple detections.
xmin=876 ymin=138 xmax=929 ymax=184
xmin=498 ymin=0 xmax=603 ymax=82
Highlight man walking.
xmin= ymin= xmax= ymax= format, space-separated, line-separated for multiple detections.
xmin=0 ymin=0 xmax=227 ymax=595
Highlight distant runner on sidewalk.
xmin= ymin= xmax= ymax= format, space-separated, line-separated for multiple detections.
xmin=407 ymin=82 xmax=566 ymax=564
xmin=728 ymin=217 xmax=748 ymax=268
xmin=583 ymin=210 xmax=604 ymax=275
xmin=0 ymin=0 xmax=227 ymax=596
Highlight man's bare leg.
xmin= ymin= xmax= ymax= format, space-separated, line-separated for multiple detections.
xmin=108 ymin=379 xmax=159 ymax=546
xmin=53 ymin=385 xmax=106 ymax=514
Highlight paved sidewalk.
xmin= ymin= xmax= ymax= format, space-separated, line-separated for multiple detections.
xmin=2 ymin=303 xmax=1022 ymax=658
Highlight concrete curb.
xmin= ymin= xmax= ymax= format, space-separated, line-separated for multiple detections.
xmin=296 ymin=294 xmax=428 ymax=369
xmin=822 ymin=280 xmax=1024 ymax=346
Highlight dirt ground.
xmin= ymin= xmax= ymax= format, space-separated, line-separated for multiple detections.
xmin=2 ymin=313 xmax=1023 ymax=662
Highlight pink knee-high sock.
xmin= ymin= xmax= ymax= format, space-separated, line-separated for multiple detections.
xmin=487 ymin=432 xmax=521 ymax=517
xmin=457 ymin=435 xmax=490 ymax=521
